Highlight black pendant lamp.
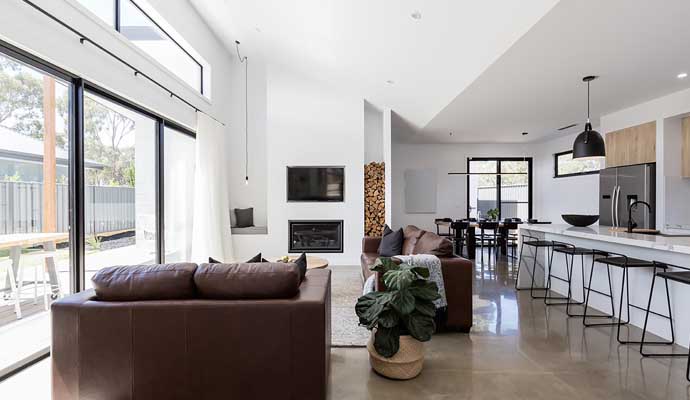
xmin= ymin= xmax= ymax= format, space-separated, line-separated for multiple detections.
xmin=572 ymin=75 xmax=606 ymax=159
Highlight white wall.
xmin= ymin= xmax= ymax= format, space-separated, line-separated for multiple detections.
xmin=601 ymin=86 xmax=690 ymax=232
xmin=391 ymin=142 xmax=533 ymax=233
xmin=232 ymin=66 xmax=364 ymax=265
xmin=390 ymin=130 xmax=605 ymax=232
xmin=533 ymin=132 xmax=601 ymax=223
xmin=364 ymin=100 xmax=384 ymax=163
xmin=227 ymin=56 xmax=268 ymax=227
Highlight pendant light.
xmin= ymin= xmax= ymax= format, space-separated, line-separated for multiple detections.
xmin=572 ymin=75 xmax=606 ymax=159
xmin=235 ymin=40 xmax=249 ymax=185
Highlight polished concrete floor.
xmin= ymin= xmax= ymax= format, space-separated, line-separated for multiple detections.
xmin=329 ymin=252 xmax=690 ymax=400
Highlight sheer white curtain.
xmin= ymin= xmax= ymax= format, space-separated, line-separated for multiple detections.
xmin=191 ymin=114 xmax=233 ymax=262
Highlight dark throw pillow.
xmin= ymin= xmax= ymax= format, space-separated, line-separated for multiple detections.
xmin=293 ymin=253 xmax=307 ymax=281
xmin=378 ymin=225 xmax=403 ymax=257
xmin=234 ymin=207 xmax=254 ymax=228
xmin=246 ymin=253 xmax=269 ymax=263
xmin=209 ymin=257 xmax=222 ymax=263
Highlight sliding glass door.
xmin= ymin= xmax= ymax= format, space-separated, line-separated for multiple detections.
xmin=0 ymin=51 xmax=74 ymax=374
xmin=83 ymin=91 xmax=158 ymax=288
xmin=0 ymin=40 xmax=197 ymax=378
xmin=163 ymin=126 xmax=195 ymax=263
xmin=467 ymin=158 xmax=532 ymax=220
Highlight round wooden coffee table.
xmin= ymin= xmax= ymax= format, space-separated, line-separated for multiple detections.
xmin=275 ymin=255 xmax=329 ymax=269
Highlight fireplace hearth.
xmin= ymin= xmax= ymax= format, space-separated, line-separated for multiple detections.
xmin=289 ymin=220 xmax=344 ymax=253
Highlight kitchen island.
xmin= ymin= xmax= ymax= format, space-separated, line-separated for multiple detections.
xmin=518 ymin=223 xmax=690 ymax=347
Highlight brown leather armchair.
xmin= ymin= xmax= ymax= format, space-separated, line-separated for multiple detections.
xmin=52 ymin=263 xmax=331 ymax=400
xmin=361 ymin=226 xmax=473 ymax=333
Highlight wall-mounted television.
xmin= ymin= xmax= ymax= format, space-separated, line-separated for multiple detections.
xmin=287 ymin=166 xmax=345 ymax=202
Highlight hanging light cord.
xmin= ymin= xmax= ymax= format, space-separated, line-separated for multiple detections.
xmin=235 ymin=41 xmax=249 ymax=184
xmin=587 ymin=80 xmax=590 ymax=122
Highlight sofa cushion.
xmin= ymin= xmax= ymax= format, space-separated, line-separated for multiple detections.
xmin=292 ymin=253 xmax=308 ymax=281
xmin=401 ymin=225 xmax=425 ymax=255
xmin=378 ymin=225 xmax=403 ymax=257
xmin=91 ymin=263 xmax=198 ymax=301
xmin=195 ymin=262 xmax=301 ymax=299
xmin=414 ymin=231 xmax=454 ymax=256
xmin=246 ymin=253 xmax=269 ymax=263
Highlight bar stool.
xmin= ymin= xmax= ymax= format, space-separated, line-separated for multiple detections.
xmin=640 ymin=262 xmax=690 ymax=382
xmin=542 ymin=241 xmax=591 ymax=307
xmin=582 ymin=251 xmax=672 ymax=345
xmin=515 ymin=234 xmax=566 ymax=298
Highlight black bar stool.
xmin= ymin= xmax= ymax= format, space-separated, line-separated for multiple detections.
xmin=583 ymin=251 xmax=672 ymax=345
xmin=515 ymin=234 xmax=566 ymax=298
xmin=640 ymin=262 xmax=690 ymax=382
xmin=503 ymin=222 xmax=519 ymax=261
xmin=542 ymin=241 xmax=591 ymax=307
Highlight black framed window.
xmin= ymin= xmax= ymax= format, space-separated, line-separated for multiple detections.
xmin=466 ymin=157 xmax=533 ymax=220
xmin=0 ymin=38 xmax=196 ymax=379
xmin=554 ymin=150 xmax=604 ymax=178
xmin=76 ymin=0 xmax=204 ymax=94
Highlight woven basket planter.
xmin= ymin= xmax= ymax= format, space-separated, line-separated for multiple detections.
xmin=367 ymin=334 xmax=425 ymax=380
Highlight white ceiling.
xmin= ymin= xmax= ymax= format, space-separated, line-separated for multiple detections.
xmin=191 ymin=0 xmax=690 ymax=144
xmin=190 ymin=0 xmax=559 ymax=129
xmin=421 ymin=0 xmax=690 ymax=143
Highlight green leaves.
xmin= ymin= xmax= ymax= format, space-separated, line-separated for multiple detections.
xmin=371 ymin=257 xmax=398 ymax=274
xmin=390 ymin=289 xmax=415 ymax=316
xmin=408 ymin=280 xmax=441 ymax=302
xmin=404 ymin=311 xmax=436 ymax=342
xmin=374 ymin=326 xmax=401 ymax=358
xmin=355 ymin=257 xmax=440 ymax=358
xmin=383 ymin=268 xmax=414 ymax=290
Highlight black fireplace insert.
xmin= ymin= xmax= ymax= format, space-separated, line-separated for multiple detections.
xmin=289 ymin=220 xmax=344 ymax=253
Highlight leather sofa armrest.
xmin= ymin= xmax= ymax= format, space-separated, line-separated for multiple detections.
xmin=362 ymin=236 xmax=382 ymax=253
xmin=52 ymin=289 xmax=97 ymax=400
xmin=439 ymin=257 xmax=473 ymax=332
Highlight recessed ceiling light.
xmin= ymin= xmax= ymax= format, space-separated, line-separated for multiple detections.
xmin=411 ymin=11 xmax=422 ymax=20
xmin=678 ymin=72 xmax=688 ymax=79
xmin=386 ymin=80 xmax=395 ymax=85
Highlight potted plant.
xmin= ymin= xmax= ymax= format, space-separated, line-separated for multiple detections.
xmin=355 ymin=257 xmax=440 ymax=379
xmin=486 ymin=208 xmax=500 ymax=221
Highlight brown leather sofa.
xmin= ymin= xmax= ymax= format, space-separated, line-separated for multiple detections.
xmin=361 ymin=225 xmax=473 ymax=332
xmin=52 ymin=263 xmax=331 ymax=400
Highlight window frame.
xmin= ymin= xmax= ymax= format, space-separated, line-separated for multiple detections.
xmin=82 ymin=0 xmax=204 ymax=95
xmin=0 ymin=38 xmax=196 ymax=378
xmin=465 ymin=157 xmax=533 ymax=220
xmin=554 ymin=150 xmax=602 ymax=178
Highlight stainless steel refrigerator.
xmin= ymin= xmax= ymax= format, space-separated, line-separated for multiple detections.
xmin=599 ymin=163 xmax=656 ymax=229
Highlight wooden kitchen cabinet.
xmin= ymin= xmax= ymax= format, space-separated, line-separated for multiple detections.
xmin=681 ymin=117 xmax=690 ymax=178
xmin=605 ymin=121 xmax=656 ymax=167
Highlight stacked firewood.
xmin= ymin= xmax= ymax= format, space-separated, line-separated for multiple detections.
xmin=364 ymin=162 xmax=385 ymax=236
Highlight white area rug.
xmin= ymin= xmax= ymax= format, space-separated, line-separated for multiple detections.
xmin=330 ymin=265 xmax=370 ymax=347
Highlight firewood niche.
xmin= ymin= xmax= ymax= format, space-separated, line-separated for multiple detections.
xmin=364 ymin=162 xmax=385 ymax=236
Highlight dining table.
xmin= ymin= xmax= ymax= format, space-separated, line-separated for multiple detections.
xmin=0 ymin=232 xmax=68 ymax=296
xmin=435 ymin=220 xmax=522 ymax=259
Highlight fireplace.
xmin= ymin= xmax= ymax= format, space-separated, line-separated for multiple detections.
xmin=289 ymin=220 xmax=344 ymax=253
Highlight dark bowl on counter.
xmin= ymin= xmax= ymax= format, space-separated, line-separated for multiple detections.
xmin=561 ymin=214 xmax=599 ymax=227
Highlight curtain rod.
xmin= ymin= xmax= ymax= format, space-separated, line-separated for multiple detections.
xmin=22 ymin=0 xmax=227 ymax=127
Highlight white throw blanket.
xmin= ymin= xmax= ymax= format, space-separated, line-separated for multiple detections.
xmin=363 ymin=254 xmax=447 ymax=308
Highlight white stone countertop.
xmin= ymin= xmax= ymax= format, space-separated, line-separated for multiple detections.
xmin=519 ymin=224 xmax=690 ymax=255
